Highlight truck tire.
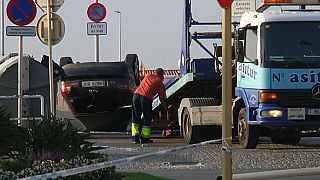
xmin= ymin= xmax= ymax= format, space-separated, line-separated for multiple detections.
xmin=238 ymin=108 xmax=258 ymax=149
xmin=125 ymin=54 xmax=140 ymax=86
xmin=271 ymin=132 xmax=301 ymax=144
xmin=182 ymin=108 xmax=200 ymax=144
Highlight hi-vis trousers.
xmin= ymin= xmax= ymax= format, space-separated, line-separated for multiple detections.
xmin=131 ymin=93 xmax=152 ymax=139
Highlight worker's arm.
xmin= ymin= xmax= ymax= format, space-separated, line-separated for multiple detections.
xmin=159 ymin=94 xmax=168 ymax=111
xmin=158 ymin=83 xmax=168 ymax=111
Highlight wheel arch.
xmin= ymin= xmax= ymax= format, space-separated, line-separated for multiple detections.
xmin=232 ymin=96 xmax=245 ymax=128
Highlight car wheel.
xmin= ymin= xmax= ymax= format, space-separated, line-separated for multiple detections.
xmin=125 ymin=54 xmax=140 ymax=86
xmin=182 ymin=108 xmax=200 ymax=144
xmin=60 ymin=57 xmax=73 ymax=67
xmin=238 ymin=108 xmax=258 ymax=149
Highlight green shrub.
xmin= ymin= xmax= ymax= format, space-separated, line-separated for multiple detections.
xmin=0 ymin=156 xmax=32 ymax=173
xmin=0 ymin=107 xmax=28 ymax=156
xmin=0 ymin=156 xmax=121 ymax=180
xmin=27 ymin=113 xmax=97 ymax=161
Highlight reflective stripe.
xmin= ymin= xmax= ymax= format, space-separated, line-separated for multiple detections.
xmin=141 ymin=126 xmax=151 ymax=138
xmin=132 ymin=123 xmax=140 ymax=136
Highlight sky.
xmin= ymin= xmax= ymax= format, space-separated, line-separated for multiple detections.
xmin=1 ymin=0 xmax=263 ymax=69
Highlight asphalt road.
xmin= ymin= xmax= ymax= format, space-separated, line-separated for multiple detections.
xmin=87 ymin=132 xmax=320 ymax=180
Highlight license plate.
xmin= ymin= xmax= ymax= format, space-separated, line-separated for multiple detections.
xmin=288 ymin=108 xmax=305 ymax=120
xmin=82 ymin=80 xmax=105 ymax=87
xmin=307 ymin=109 xmax=320 ymax=115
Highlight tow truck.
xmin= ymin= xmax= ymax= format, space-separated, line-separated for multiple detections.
xmin=152 ymin=0 xmax=320 ymax=149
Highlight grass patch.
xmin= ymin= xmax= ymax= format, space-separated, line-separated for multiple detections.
xmin=120 ymin=172 xmax=171 ymax=180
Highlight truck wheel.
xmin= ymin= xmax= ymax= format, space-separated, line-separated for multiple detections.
xmin=125 ymin=54 xmax=140 ymax=86
xmin=271 ymin=132 xmax=301 ymax=144
xmin=182 ymin=108 xmax=200 ymax=144
xmin=238 ymin=108 xmax=258 ymax=149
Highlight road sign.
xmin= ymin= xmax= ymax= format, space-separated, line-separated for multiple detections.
xmin=232 ymin=0 xmax=256 ymax=17
xmin=37 ymin=13 xmax=65 ymax=45
xmin=217 ymin=0 xmax=234 ymax=9
xmin=87 ymin=2 xmax=107 ymax=23
xmin=87 ymin=22 xmax=107 ymax=35
xmin=7 ymin=0 xmax=37 ymax=26
xmin=35 ymin=0 xmax=64 ymax=12
xmin=6 ymin=26 xmax=36 ymax=36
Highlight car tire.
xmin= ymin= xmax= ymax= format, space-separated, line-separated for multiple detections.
xmin=125 ymin=54 xmax=140 ymax=86
xmin=60 ymin=57 xmax=73 ymax=67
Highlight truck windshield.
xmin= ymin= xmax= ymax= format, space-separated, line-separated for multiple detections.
xmin=262 ymin=22 xmax=320 ymax=68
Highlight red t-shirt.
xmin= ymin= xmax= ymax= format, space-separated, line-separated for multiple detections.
xmin=135 ymin=74 xmax=165 ymax=100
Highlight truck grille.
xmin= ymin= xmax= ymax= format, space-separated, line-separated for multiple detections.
xmin=277 ymin=90 xmax=320 ymax=108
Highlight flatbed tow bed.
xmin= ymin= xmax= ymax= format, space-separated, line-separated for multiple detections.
xmin=152 ymin=72 xmax=221 ymax=111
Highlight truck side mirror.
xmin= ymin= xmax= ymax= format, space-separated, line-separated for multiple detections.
xmin=235 ymin=28 xmax=245 ymax=62
xmin=236 ymin=41 xmax=244 ymax=62
xmin=237 ymin=28 xmax=245 ymax=40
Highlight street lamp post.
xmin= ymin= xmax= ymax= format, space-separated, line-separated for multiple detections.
xmin=115 ymin=10 xmax=122 ymax=62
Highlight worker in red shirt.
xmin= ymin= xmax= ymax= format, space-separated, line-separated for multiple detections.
xmin=131 ymin=68 xmax=168 ymax=144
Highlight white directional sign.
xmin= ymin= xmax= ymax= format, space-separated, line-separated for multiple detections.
xmin=37 ymin=13 xmax=65 ymax=45
xmin=6 ymin=26 xmax=36 ymax=36
xmin=232 ymin=0 xmax=256 ymax=17
xmin=87 ymin=22 xmax=107 ymax=35
xmin=36 ymin=0 xmax=64 ymax=12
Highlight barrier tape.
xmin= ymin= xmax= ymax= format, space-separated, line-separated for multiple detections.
xmin=19 ymin=139 xmax=223 ymax=180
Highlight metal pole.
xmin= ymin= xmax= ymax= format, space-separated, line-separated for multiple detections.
xmin=119 ymin=11 xmax=122 ymax=61
xmin=95 ymin=35 xmax=99 ymax=62
xmin=115 ymin=10 xmax=121 ymax=61
xmin=95 ymin=0 xmax=99 ymax=62
xmin=47 ymin=0 xmax=55 ymax=115
xmin=18 ymin=36 xmax=23 ymax=126
xmin=222 ymin=6 xmax=233 ymax=180
xmin=1 ymin=0 xmax=4 ymax=56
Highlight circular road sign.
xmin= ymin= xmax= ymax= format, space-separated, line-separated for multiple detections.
xmin=36 ymin=0 xmax=65 ymax=13
xmin=7 ymin=0 xmax=37 ymax=26
xmin=37 ymin=13 xmax=65 ymax=46
xmin=87 ymin=2 xmax=107 ymax=23
xmin=217 ymin=0 xmax=234 ymax=9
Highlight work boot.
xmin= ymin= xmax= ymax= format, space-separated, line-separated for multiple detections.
xmin=140 ymin=137 xmax=153 ymax=144
xmin=132 ymin=137 xmax=140 ymax=144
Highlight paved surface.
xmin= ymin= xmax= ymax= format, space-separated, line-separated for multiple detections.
xmin=88 ymin=133 xmax=320 ymax=180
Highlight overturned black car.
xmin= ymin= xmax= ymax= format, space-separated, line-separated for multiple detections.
xmin=60 ymin=54 xmax=140 ymax=131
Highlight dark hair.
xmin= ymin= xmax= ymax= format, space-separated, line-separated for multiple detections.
xmin=155 ymin=68 xmax=164 ymax=77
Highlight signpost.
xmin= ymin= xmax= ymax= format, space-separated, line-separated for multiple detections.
xmin=232 ymin=0 xmax=256 ymax=17
xmin=7 ymin=0 xmax=37 ymax=26
xmin=218 ymin=0 xmax=234 ymax=9
xmin=37 ymin=13 xmax=65 ymax=45
xmin=6 ymin=0 xmax=37 ymax=127
xmin=35 ymin=0 xmax=65 ymax=115
xmin=87 ymin=2 xmax=107 ymax=23
xmin=36 ymin=0 xmax=64 ymax=12
xmin=1 ymin=0 xmax=5 ymax=56
xmin=217 ymin=0 xmax=234 ymax=180
xmin=87 ymin=1 xmax=107 ymax=63
xmin=87 ymin=22 xmax=107 ymax=35
xmin=6 ymin=26 xmax=36 ymax=36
